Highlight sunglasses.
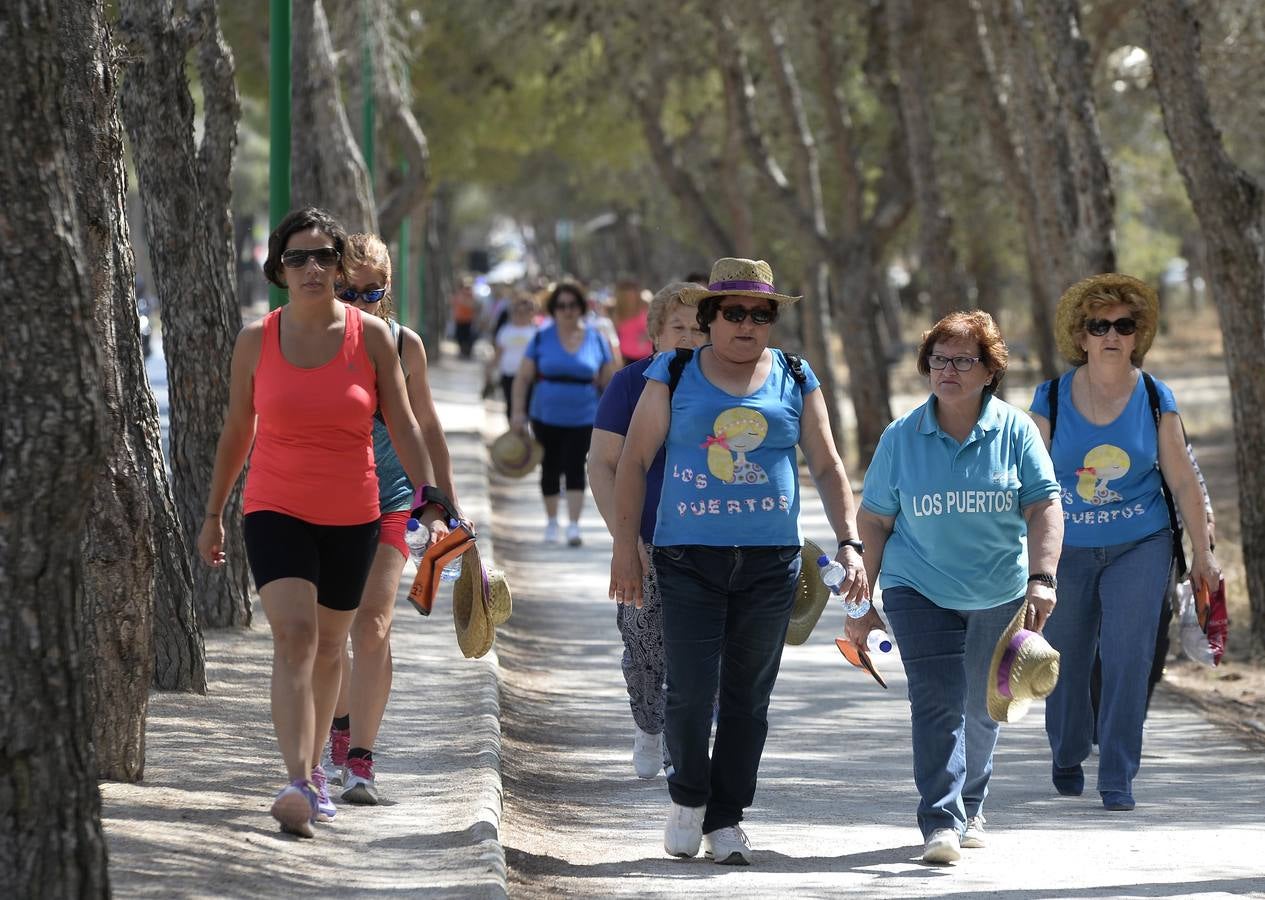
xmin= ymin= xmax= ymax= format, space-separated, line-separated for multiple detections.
xmin=337 ymin=286 xmax=387 ymax=304
xmin=719 ymin=304 xmax=776 ymax=325
xmin=281 ymin=247 xmax=341 ymax=269
xmin=554 ymin=301 xmax=584 ymax=311
xmin=928 ymin=354 xmax=982 ymax=372
xmin=1085 ymin=317 xmax=1137 ymax=337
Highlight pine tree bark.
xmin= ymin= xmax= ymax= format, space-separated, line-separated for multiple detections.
xmin=120 ymin=0 xmax=251 ymax=630
xmin=0 ymin=0 xmax=111 ymax=892
xmin=1144 ymin=0 xmax=1265 ymax=653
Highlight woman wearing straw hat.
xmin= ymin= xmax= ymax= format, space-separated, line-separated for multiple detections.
xmin=610 ymin=258 xmax=868 ymax=866
xmin=852 ymin=310 xmax=1063 ymax=864
xmin=1031 ymin=274 xmax=1219 ymax=812
xmin=589 ymin=280 xmax=707 ymax=781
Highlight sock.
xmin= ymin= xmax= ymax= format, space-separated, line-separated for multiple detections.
xmin=332 ymin=714 xmax=350 ymax=731
xmin=348 ymin=747 xmax=373 ymax=762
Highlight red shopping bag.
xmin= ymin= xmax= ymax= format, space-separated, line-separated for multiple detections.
xmin=1199 ymin=578 xmax=1229 ymax=666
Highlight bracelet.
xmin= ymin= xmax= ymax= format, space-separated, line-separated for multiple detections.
xmin=204 ymin=511 xmax=221 ymax=518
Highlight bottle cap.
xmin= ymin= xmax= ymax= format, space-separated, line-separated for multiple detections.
xmin=406 ymin=518 xmax=420 ymax=531
xmin=817 ymin=554 xmax=831 ymax=567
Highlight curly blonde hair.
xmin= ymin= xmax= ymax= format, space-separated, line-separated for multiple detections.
xmin=344 ymin=233 xmax=394 ymax=322
xmin=645 ymin=281 xmax=699 ymax=342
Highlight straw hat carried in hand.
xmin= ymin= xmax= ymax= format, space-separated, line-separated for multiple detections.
xmin=785 ymin=539 xmax=833 ymax=646
xmin=987 ymin=601 xmax=1061 ymax=724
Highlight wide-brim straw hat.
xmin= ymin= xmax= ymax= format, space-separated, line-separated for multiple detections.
xmin=1054 ymin=273 xmax=1159 ymax=366
xmin=489 ymin=430 xmax=543 ymax=479
xmin=987 ymin=601 xmax=1061 ymax=723
xmin=678 ymin=258 xmax=801 ymax=307
xmin=786 ymin=539 xmax=833 ymax=646
xmin=487 ymin=569 xmax=512 ymax=625
xmin=453 ymin=543 xmax=495 ymax=659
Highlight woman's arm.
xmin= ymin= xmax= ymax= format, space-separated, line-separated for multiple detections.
xmin=844 ymin=507 xmax=895 ymax=645
xmin=609 ymin=381 xmax=670 ymax=608
xmin=400 ymin=326 xmax=459 ymax=511
xmin=1031 ymin=413 xmax=1052 ymax=451
xmin=597 ymin=356 xmax=619 ymax=391
xmin=588 ymin=429 xmax=623 ymax=532
xmin=197 ymin=323 xmax=262 ymax=566
xmin=1022 ymin=498 xmax=1063 ymax=631
xmin=797 ymin=388 xmax=867 ymax=605
xmin=510 ymin=355 xmax=536 ymax=433
xmin=1158 ymin=411 xmax=1221 ymax=591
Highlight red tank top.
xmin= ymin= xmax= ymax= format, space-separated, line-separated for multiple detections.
xmin=244 ymin=305 xmax=380 ymax=525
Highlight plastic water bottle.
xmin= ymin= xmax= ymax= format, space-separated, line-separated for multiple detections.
xmin=404 ymin=518 xmax=429 ymax=565
xmin=818 ymin=554 xmax=871 ymax=619
xmin=866 ymin=629 xmax=894 ymax=654
xmin=439 ymin=518 xmax=463 ymax=582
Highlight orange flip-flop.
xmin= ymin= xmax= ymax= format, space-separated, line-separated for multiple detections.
xmin=407 ymin=522 xmax=478 ymax=616
xmin=836 ymin=638 xmax=888 ymax=689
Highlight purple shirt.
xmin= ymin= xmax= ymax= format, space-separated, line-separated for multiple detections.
xmin=593 ymin=355 xmax=664 ymax=543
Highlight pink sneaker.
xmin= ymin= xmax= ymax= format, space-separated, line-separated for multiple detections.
xmin=342 ymin=755 xmax=379 ymax=805
xmin=310 ymin=766 xmax=336 ymax=821
xmin=324 ymin=726 xmax=350 ymax=785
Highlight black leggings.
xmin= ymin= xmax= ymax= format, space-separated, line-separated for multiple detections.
xmin=531 ymin=419 xmax=593 ymax=497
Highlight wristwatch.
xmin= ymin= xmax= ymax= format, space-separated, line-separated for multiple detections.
xmin=837 ymin=539 xmax=865 ymax=554
xmin=1028 ymin=573 xmax=1058 ymax=590
xmin=411 ymin=484 xmax=459 ymax=523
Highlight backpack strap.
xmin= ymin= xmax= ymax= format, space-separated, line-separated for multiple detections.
xmin=785 ymin=352 xmax=808 ymax=386
xmin=1143 ymin=370 xmax=1186 ymax=577
xmin=1045 ymin=377 xmax=1059 ymax=438
xmin=667 ymin=348 xmax=694 ymax=397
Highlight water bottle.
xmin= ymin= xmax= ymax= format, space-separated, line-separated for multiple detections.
xmin=439 ymin=518 xmax=463 ymax=582
xmin=866 ymin=629 xmax=894 ymax=654
xmin=404 ymin=518 xmax=429 ymax=565
xmin=817 ymin=554 xmax=871 ymax=618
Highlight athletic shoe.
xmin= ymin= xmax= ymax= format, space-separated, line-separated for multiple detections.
xmin=342 ymin=755 xmax=380 ymax=806
xmin=633 ymin=727 xmax=663 ymax=779
xmin=922 ymin=828 xmax=960 ymax=864
xmin=271 ymin=779 xmax=317 ymax=838
xmin=544 ymin=520 xmax=560 ymax=543
xmin=703 ymin=825 xmax=752 ymax=865
xmin=310 ymin=766 xmax=336 ymax=821
xmin=961 ymin=815 xmax=986 ymax=849
xmin=324 ymin=726 xmax=350 ymax=786
xmin=663 ymin=802 xmax=705 ymax=858
xmin=566 ymin=522 xmax=582 ymax=546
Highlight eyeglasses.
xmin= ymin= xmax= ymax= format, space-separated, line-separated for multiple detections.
xmin=337 ymin=286 xmax=387 ymax=304
xmin=1085 ymin=317 xmax=1137 ymax=337
xmin=927 ymin=354 xmax=982 ymax=372
xmin=281 ymin=247 xmax=340 ymax=269
xmin=719 ymin=305 xmax=776 ymax=325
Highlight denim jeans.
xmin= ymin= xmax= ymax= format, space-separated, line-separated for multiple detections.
xmin=655 ymin=544 xmax=801 ymax=833
xmin=1044 ymin=528 xmax=1171 ymax=796
xmin=882 ymin=586 xmax=1024 ymax=840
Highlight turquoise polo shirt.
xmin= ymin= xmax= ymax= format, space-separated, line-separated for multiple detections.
xmin=861 ymin=394 xmax=1060 ymax=610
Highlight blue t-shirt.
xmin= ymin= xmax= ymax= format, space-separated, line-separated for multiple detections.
xmin=1030 ymin=369 xmax=1176 ymax=548
xmin=861 ymin=394 xmax=1060 ymax=610
xmin=527 ymin=324 xmax=612 ymax=427
xmin=373 ymin=321 xmax=413 ymax=513
xmin=593 ymin=355 xmax=664 ymax=544
xmin=649 ymin=348 xmax=820 ymax=548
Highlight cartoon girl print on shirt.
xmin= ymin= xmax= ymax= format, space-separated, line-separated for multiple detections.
xmin=703 ymin=407 xmax=769 ymax=485
xmin=1075 ymin=444 xmax=1130 ymax=506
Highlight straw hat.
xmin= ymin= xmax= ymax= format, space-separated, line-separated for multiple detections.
xmin=453 ymin=543 xmax=495 ymax=659
xmin=987 ymin=601 xmax=1061 ymax=723
xmin=487 ymin=569 xmax=512 ymax=625
xmin=679 ymin=258 xmax=801 ymax=307
xmin=1054 ymin=273 xmax=1159 ymax=366
xmin=785 ymin=539 xmax=833 ymax=646
xmin=489 ymin=430 xmax=543 ymax=479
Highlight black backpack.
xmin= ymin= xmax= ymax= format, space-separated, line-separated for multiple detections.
xmin=1043 ymin=371 xmax=1185 ymax=576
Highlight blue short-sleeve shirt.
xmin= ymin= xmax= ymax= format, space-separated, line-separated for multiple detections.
xmin=527 ymin=324 xmax=612 ymax=427
xmin=648 ymin=348 xmax=820 ymax=548
xmin=861 ymin=394 xmax=1060 ymax=610
xmin=593 ymin=355 xmax=664 ymax=543
xmin=1031 ymin=369 xmax=1177 ymax=547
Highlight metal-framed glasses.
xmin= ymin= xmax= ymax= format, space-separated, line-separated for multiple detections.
xmin=927 ymin=354 xmax=981 ymax=372
xmin=719 ymin=305 xmax=777 ymax=325
xmin=337 ymin=286 xmax=388 ymax=304
xmin=280 ymin=247 xmax=341 ymax=269
xmin=1084 ymin=317 xmax=1137 ymax=337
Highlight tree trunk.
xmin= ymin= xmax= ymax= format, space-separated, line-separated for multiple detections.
xmin=0 ymin=2 xmax=111 ymax=893
xmin=799 ymin=262 xmax=848 ymax=454
xmin=887 ymin=0 xmax=964 ymax=321
xmin=834 ymin=256 xmax=894 ymax=465
xmin=120 ymin=0 xmax=252 ymax=629
xmin=1144 ymin=0 xmax=1265 ymax=653
xmin=291 ymin=0 xmax=378 ymax=232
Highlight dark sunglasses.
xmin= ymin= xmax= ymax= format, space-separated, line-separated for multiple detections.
xmin=719 ymin=304 xmax=776 ymax=325
xmin=553 ymin=300 xmax=584 ymax=311
xmin=337 ymin=286 xmax=387 ymax=304
xmin=281 ymin=247 xmax=341 ymax=269
xmin=1085 ymin=317 xmax=1137 ymax=337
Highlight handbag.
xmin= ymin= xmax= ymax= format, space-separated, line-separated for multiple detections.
xmin=406 ymin=521 xmax=478 ymax=616
xmin=1177 ymin=576 xmax=1228 ymax=667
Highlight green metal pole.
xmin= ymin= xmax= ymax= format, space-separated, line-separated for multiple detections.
xmin=361 ymin=0 xmax=375 ymax=181
xmin=269 ymin=0 xmax=292 ymax=310
xmin=397 ymin=165 xmax=409 ymax=327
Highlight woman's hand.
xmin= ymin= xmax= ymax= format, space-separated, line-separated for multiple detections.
xmin=419 ymin=506 xmax=452 ymax=544
xmin=833 ymin=545 xmax=869 ymax=608
xmin=609 ymin=540 xmax=645 ymax=608
xmin=197 ymin=515 xmax=226 ymax=567
xmin=842 ymin=606 xmax=886 ymax=648
xmin=511 ymin=412 xmax=529 ymax=434
xmin=1024 ymin=582 xmax=1057 ymax=632
xmin=1192 ymin=547 xmax=1222 ymax=597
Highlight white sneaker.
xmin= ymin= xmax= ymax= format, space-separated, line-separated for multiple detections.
xmin=961 ymin=815 xmax=986 ymax=849
xmin=566 ymin=522 xmax=582 ymax=546
xmin=544 ymin=520 xmax=560 ymax=543
xmin=922 ymin=828 xmax=961 ymax=864
xmin=633 ymin=727 xmax=663 ymax=779
xmin=703 ymin=825 xmax=752 ymax=865
xmin=663 ymin=802 xmax=705 ymax=858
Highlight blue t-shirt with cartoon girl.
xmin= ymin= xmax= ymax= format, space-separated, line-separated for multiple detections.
xmin=1030 ymin=369 xmax=1177 ymax=548
xmin=647 ymin=348 xmax=819 ymax=548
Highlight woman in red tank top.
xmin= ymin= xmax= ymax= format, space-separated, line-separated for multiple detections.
xmin=196 ymin=208 xmax=452 ymax=838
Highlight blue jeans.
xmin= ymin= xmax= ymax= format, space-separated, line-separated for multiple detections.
xmin=882 ymin=586 xmax=1023 ymax=839
xmin=1044 ymin=529 xmax=1171 ymax=796
xmin=655 ymin=544 xmax=800 ymax=833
